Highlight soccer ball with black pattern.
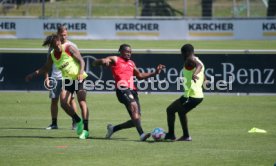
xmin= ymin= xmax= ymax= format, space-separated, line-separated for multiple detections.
xmin=151 ymin=127 xmax=166 ymax=141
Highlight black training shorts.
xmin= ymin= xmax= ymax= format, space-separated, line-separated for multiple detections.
xmin=63 ymin=79 xmax=86 ymax=94
xmin=116 ymin=88 xmax=141 ymax=115
xmin=116 ymin=88 xmax=138 ymax=105
xmin=179 ymin=95 xmax=203 ymax=112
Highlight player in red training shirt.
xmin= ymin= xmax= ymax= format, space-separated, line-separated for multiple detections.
xmin=93 ymin=44 xmax=165 ymax=141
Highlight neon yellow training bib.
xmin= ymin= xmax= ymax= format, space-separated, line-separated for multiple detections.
xmin=183 ymin=57 xmax=204 ymax=98
xmin=50 ymin=45 xmax=87 ymax=80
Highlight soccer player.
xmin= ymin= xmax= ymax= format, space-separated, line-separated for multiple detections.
xmin=25 ymin=34 xmax=90 ymax=139
xmin=165 ymin=44 xmax=204 ymax=141
xmin=44 ymin=25 xmax=78 ymax=130
xmin=92 ymin=44 xmax=165 ymax=141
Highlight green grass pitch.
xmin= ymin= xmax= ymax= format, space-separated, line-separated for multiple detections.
xmin=0 ymin=92 xmax=275 ymax=166
xmin=0 ymin=39 xmax=275 ymax=165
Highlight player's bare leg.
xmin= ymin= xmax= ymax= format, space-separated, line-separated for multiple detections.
xmin=70 ymin=97 xmax=78 ymax=130
xmin=76 ymin=90 xmax=89 ymax=139
xmin=128 ymin=102 xmax=150 ymax=141
xmin=46 ymin=98 xmax=59 ymax=130
xmin=60 ymin=90 xmax=83 ymax=136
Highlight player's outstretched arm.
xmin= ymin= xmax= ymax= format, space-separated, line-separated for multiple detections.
xmin=134 ymin=64 xmax=165 ymax=80
xmin=25 ymin=55 xmax=53 ymax=82
xmin=92 ymin=56 xmax=117 ymax=67
xmin=44 ymin=51 xmax=51 ymax=88
xmin=44 ymin=73 xmax=50 ymax=88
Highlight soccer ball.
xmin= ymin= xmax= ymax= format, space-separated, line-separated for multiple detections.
xmin=151 ymin=127 xmax=166 ymax=141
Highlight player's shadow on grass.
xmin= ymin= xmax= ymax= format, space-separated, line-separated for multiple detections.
xmin=91 ymin=137 xmax=167 ymax=143
xmin=89 ymin=136 xmax=138 ymax=142
xmin=0 ymin=127 xmax=94 ymax=130
xmin=146 ymin=140 xmax=175 ymax=143
xmin=0 ymin=135 xmax=135 ymax=141
xmin=0 ymin=135 xmax=77 ymax=139
xmin=0 ymin=128 xmax=159 ymax=142
xmin=0 ymin=135 xmax=143 ymax=142
xmin=0 ymin=127 xmax=45 ymax=130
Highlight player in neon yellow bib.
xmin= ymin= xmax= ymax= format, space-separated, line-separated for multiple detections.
xmin=165 ymin=44 xmax=204 ymax=141
xmin=44 ymin=26 xmax=78 ymax=131
xmin=50 ymin=43 xmax=88 ymax=80
xmin=25 ymin=34 xmax=90 ymax=139
xmin=183 ymin=56 xmax=204 ymax=98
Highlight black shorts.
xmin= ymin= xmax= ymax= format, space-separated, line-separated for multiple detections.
xmin=179 ymin=96 xmax=203 ymax=112
xmin=116 ymin=88 xmax=137 ymax=104
xmin=116 ymin=88 xmax=141 ymax=114
xmin=63 ymin=79 xmax=86 ymax=94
